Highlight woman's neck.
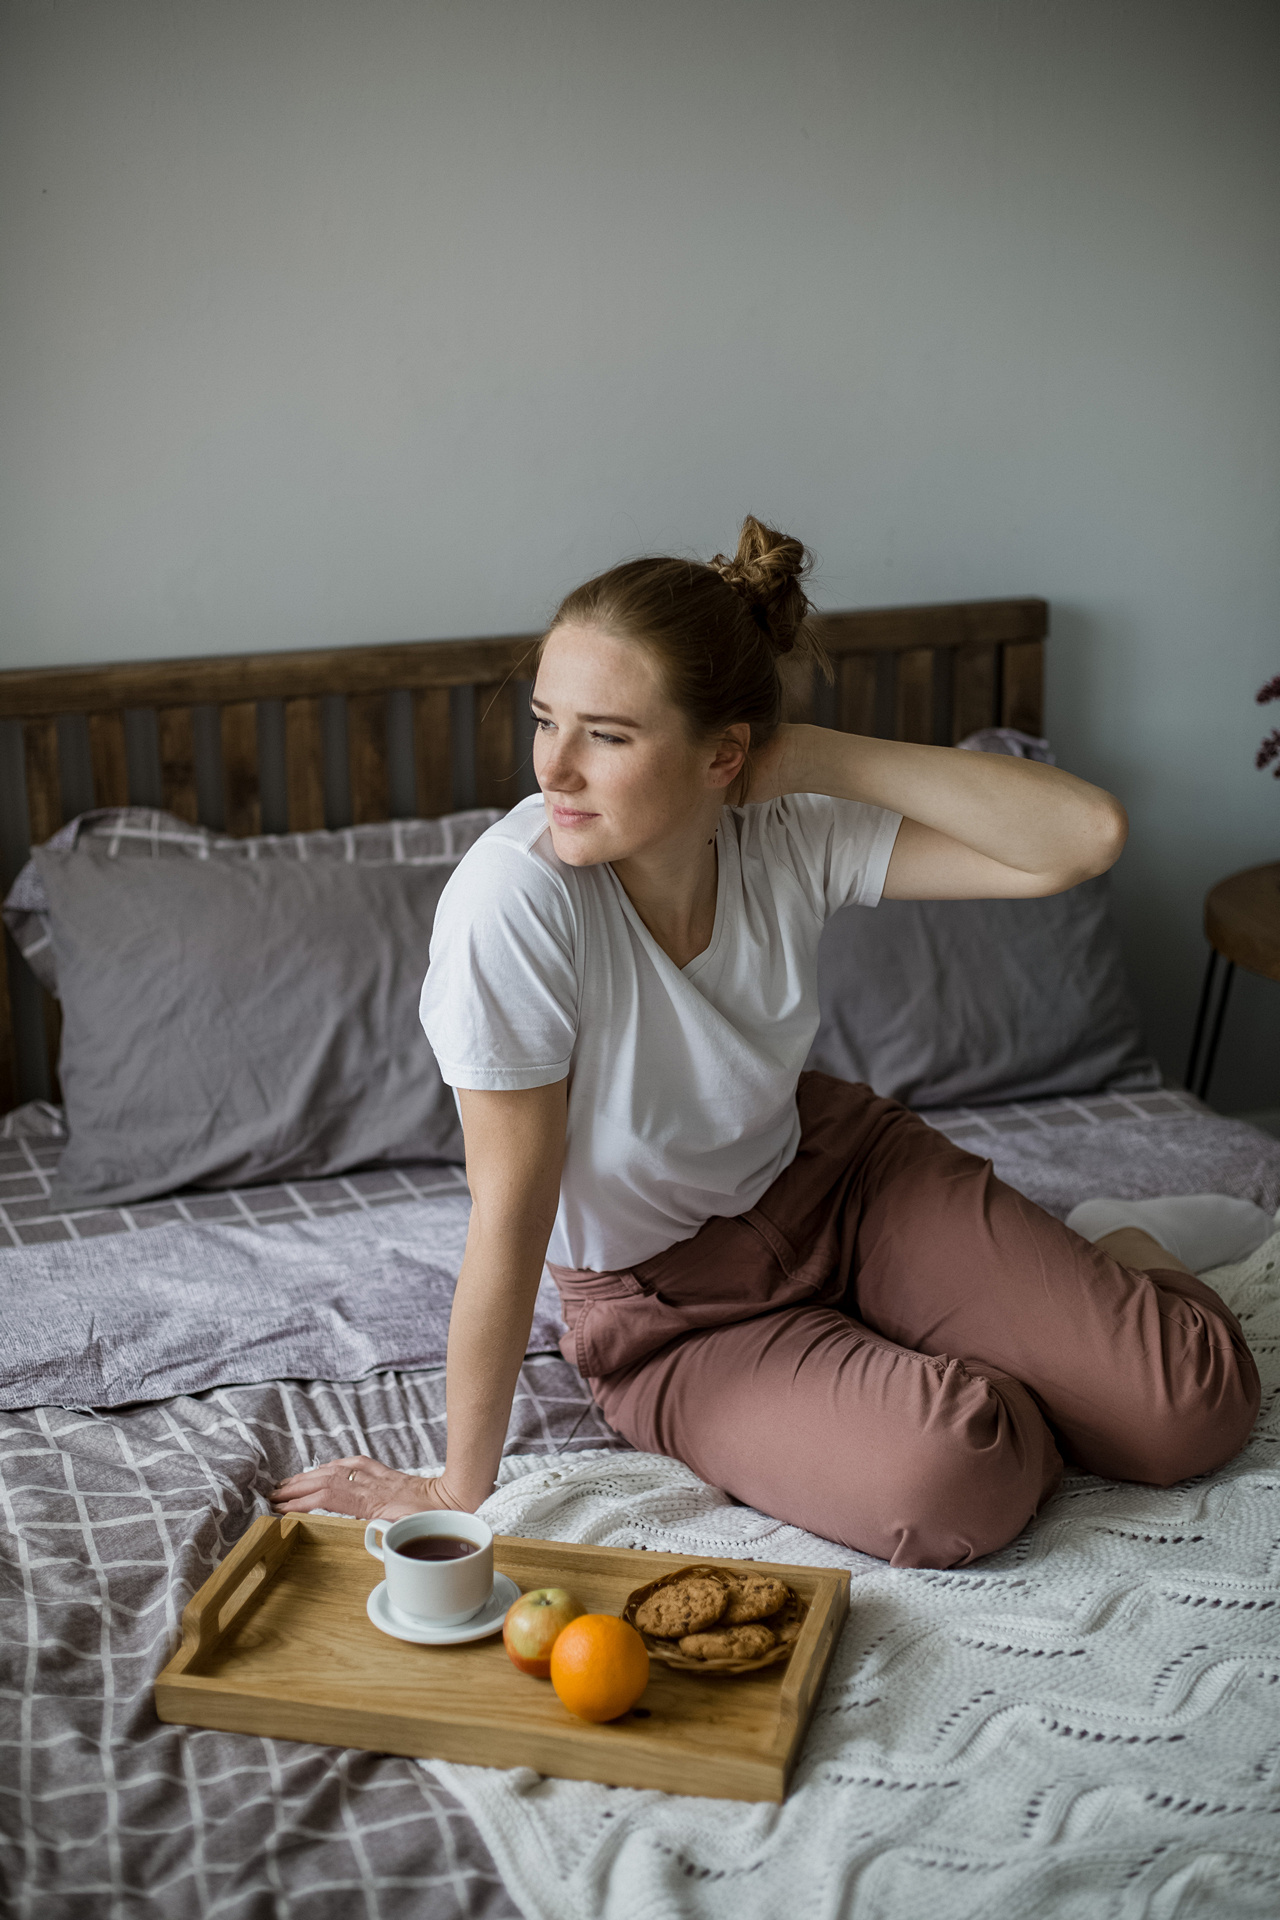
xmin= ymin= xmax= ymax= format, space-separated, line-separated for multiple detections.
xmin=610 ymin=823 xmax=720 ymax=969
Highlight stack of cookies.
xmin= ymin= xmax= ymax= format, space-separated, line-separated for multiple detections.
xmin=623 ymin=1564 xmax=805 ymax=1672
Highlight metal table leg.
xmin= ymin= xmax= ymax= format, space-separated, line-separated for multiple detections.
xmin=1187 ymin=951 xmax=1236 ymax=1102
xmin=1185 ymin=949 xmax=1218 ymax=1092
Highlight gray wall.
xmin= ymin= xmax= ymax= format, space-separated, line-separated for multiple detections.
xmin=2 ymin=0 xmax=1278 ymax=1109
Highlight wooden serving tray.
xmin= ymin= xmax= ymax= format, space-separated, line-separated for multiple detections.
xmin=154 ymin=1514 xmax=849 ymax=1802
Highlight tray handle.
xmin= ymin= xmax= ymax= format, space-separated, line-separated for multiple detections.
xmin=172 ymin=1513 xmax=302 ymax=1672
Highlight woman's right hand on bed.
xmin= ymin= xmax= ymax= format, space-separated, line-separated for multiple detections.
xmin=269 ymin=1455 xmax=469 ymax=1520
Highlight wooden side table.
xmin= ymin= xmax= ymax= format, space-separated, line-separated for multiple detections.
xmin=1185 ymin=861 xmax=1280 ymax=1099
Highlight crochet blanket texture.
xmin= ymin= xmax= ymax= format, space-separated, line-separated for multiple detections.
xmin=431 ymin=1231 xmax=1280 ymax=1920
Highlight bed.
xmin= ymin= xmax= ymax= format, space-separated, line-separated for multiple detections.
xmin=3 ymin=600 xmax=1279 ymax=1920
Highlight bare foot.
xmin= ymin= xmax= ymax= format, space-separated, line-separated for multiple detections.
xmin=269 ymin=1455 xmax=468 ymax=1521
xmin=1095 ymin=1225 xmax=1193 ymax=1277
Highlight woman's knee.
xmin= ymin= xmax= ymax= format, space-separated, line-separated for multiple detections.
xmin=1070 ymin=1271 xmax=1262 ymax=1486
xmin=864 ymin=1366 xmax=1062 ymax=1570
xmin=601 ymin=1336 xmax=1062 ymax=1571
xmin=1098 ymin=1345 xmax=1261 ymax=1487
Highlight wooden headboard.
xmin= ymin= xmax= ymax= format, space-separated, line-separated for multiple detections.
xmin=0 ymin=596 xmax=1046 ymax=1110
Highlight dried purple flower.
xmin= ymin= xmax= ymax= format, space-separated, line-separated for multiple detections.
xmin=1258 ymin=676 xmax=1280 ymax=705
xmin=1258 ymin=729 xmax=1280 ymax=776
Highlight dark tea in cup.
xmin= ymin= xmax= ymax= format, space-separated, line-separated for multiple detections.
xmin=395 ymin=1534 xmax=480 ymax=1562
xmin=366 ymin=1510 xmax=495 ymax=1625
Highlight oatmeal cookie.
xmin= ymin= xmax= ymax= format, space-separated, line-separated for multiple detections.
xmin=764 ymin=1596 xmax=804 ymax=1645
xmin=677 ymin=1622 xmax=776 ymax=1661
xmin=722 ymin=1572 xmax=790 ymax=1624
xmin=634 ymin=1573 xmax=729 ymax=1639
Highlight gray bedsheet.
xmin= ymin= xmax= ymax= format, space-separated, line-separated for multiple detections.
xmin=927 ymin=1084 xmax=1280 ymax=1217
xmin=0 ymin=1360 xmax=620 ymax=1920
xmin=5 ymin=1087 xmax=1280 ymax=1918
xmin=0 ymin=1192 xmax=568 ymax=1411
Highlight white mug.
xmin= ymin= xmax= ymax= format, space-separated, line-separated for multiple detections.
xmin=364 ymin=1511 xmax=494 ymax=1627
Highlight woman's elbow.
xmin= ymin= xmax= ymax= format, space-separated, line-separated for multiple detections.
xmin=1084 ymin=792 xmax=1129 ymax=879
xmin=1050 ymin=793 xmax=1128 ymax=892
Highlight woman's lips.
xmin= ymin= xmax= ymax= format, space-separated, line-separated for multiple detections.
xmin=551 ymin=804 xmax=599 ymax=827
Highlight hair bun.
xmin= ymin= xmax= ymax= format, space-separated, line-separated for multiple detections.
xmin=709 ymin=515 xmax=813 ymax=657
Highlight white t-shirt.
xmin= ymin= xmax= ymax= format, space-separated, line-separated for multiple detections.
xmin=419 ymin=792 xmax=901 ymax=1273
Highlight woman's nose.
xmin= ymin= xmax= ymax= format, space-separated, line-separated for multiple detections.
xmin=535 ymin=737 xmax=585 ymax=793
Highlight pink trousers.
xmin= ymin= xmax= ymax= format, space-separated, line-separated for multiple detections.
xmin=548 ymin=1073 xmax=1260 ymax=1569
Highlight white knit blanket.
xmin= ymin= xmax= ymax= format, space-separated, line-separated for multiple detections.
xmin=431 ymin=1232 xmax=1280 ymax=1920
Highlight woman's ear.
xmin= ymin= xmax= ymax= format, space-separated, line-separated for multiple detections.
xmin=707 ymin=724 xmax=750 ymax=790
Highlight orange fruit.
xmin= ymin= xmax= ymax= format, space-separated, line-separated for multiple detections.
xmin=549 ymin=1614 xmax=650 ymax=1722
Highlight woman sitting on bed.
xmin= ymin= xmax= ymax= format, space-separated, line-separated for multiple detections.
xmin=273 ymin=517 xmax=1261 ymax=1569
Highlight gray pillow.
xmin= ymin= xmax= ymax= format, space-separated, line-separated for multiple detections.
xmin=806 ymin=873 xmax=1160 ymax=1109
xmin=13 ymin=808 xmax=500 ymax=1208
xmin=2 ymin=806 xmax=500 ymax=993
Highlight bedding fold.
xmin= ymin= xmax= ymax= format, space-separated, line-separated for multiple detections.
xmin=0 ymin=1194 xmax=567 ymax=1408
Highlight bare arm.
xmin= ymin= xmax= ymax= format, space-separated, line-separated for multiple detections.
xmin=438 ymin=1081 xmax=567 ymax=1506
xmin=749 ymin=724 xmax=1127 ymax=900
xmin=271 ymin=1079 xmax=566 ymax=1520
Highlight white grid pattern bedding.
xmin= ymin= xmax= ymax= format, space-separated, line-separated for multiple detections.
xmin=1 ymin=1363 xmax=622 ymax=1920
xmin=5 ymin=1084 xmax=1280 ymax=1249
xmin=0 ymin=1105 xmax=470 ymax=1247
xmin=5 ymin=1087 xmax=1280 ymax=1916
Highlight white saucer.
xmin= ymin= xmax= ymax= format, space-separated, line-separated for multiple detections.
xmin=366 ymin=1571 xmax=521 ymax=1646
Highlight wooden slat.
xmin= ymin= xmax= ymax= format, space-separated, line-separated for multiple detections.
xmin=88 ymin=710 xmax=129 ymax=808
xmin=0 ymin=933 xmax=15 ymax=1114
xmin=474 ymin=680 xmax=518 ymax=809
xmin=778 ymin=652 xmax=817 ymax=725
xmin=929 ymin=646 xmax=954 ymax=747
xmin=951 ymin=645 xmax=999 ymax=743
xmin=814 ymin=597 xmax=1048 ymax=661
xmin=157 ymin=708 xmax=198 ymax=823
xmin=23 ymin=718 xmax=61 ymax=845
xmin=0 ymin=634 xmax=542 ymax=717
xmin=346 ymin=693 xmax=391 ymax=826
xmin=220 ymin=703 xmax=261 ymax=838
xmin=1001 ymin=639 xmax=1045 ymax=737
xmin=413 ymin=688 xmax=452 ymax=818
xmin=0 ymin=605 xmax=1045 ymax=719
xmin=894 ymin=648 xmax=934 ymax=746
xmin=837 ymin=655 xmax=877 ymax=736
xmin=284 ymin=697 xmax=326 ymax=832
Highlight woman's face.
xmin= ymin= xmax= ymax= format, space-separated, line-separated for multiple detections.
xmin=532 ymin=623 xmax=742 ymax=869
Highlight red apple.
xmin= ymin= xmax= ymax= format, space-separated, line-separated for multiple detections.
xmin=502 ymin=1587 xmax=584 ymax=1678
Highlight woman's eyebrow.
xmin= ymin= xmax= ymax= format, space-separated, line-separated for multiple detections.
xmin=530 ymin=698 xmax=642 ymax=727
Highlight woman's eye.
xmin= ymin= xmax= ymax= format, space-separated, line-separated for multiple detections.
xmin=531 ymin=714 xmax=626 ymax=746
